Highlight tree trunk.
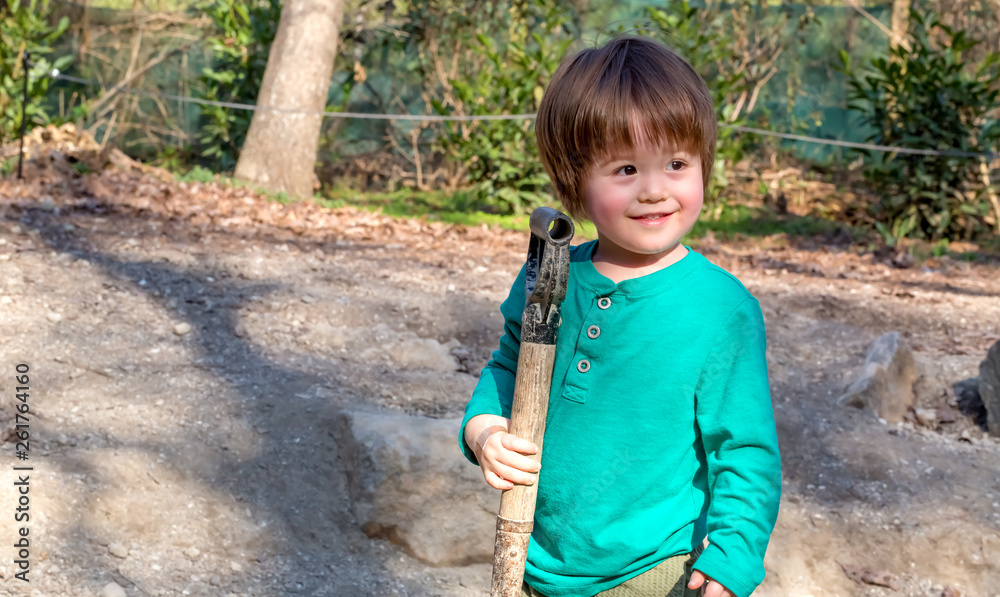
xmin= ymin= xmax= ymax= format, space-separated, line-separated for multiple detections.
xmin=891 ymin=0 xmax=911 ymax=50
xmin=234 ymin=0 xmax=343 ymax=198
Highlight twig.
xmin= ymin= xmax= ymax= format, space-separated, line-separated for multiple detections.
xmin=411 ymin=127 xmax=424 ymax=190
xmin=729 ymin=89 xmax=748 ymax=123
xmin=85 ymin=49 xmax=115 ymax=67
xmin=66 ymin=360 xmax=114 ymax=379
xmin=124 ymin=22 xmax=145 ymax=81
xmin=98 ymin=109 xmax=119 ymax=152
xmin=980 ymin=157 xmax=1000 ymax=234
xmin=746 ymin=61 xmax=781 ymax=116
xmin=85 ymin=41 xmax=197 ymax=119
xmin=844 ymin=0 xmax=911 ymax=51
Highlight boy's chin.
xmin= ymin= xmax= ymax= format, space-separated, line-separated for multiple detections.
xmin=632 ymin=242 xmax=686 ymax=256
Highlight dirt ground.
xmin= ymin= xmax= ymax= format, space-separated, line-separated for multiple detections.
xmin=1 ymin=140 xmax=999 ymax=597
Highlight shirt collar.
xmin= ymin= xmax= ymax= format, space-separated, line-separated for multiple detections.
xmin=571 ymin=240 xmax=705 ymax=298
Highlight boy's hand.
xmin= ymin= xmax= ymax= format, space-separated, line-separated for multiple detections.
xmin=688 ymin=571 xmax=733 ymax=597
xmin=467 ymin=415 xmax=540 ymax=490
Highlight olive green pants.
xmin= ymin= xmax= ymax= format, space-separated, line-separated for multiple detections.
xmin=520 ymin=545 xmax=704 ymax=597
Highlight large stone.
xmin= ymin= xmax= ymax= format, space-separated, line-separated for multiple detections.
xmin=386 ymin=337 xmax=460 ymax=372
xmin=839 ymin=332 xmax=917 ymax=423
xmin=336 ymin=410 xmax=499 ymax=566
xmin=912 ymin=352 xmax=975 ymax=408
xmin=100 ymin=583 xmax=127 ymax=597
xmin=979 ymin=340 xmax=1000 ymax=437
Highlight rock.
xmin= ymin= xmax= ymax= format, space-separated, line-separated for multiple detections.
xmin=173 ymin=322 xmax=192 ymax=336
xmin=840 ymin=562 xmax=899 ymax=590
xmin=982 ymin=534 xmax=1000 ymax=570
xmin=890 ymin=250 xmax=915 ymax=269
xmin=46 ymin=311 xmax=62 ymax=323
xmin=336 ymin=410 xmax=498 ymax=566
xmin=183 ymin=546 xmax=200 ymax=558
xmin=386 ymin=337 xmax=459 ymax=372
xmin=107 ymin=542 xmax=129 ymax=558
xmin=980 ymin=340 xmax=1000 ymax=437
xmin=914 ymin=408 xmax=938 ymax=427
xmin=954 ymin=377 xmax=985 ymax=424
xmin=99 ymin=582 xmax=127 ymax=597
xmin=839 ymin=332 xmax=917 ymax=423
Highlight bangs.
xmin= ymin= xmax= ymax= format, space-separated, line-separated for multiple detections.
xmin=576 ymin=51 xmax=713 ymax=168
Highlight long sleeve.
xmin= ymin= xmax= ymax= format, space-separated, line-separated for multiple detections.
xmin=691 ymin=297 xmax=782 ymax=597
xmin=458 ymin=264 xmax=528 ymax=464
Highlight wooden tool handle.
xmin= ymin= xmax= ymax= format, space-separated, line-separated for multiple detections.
xmin=491 ymin=341 xmax=556 ymax=597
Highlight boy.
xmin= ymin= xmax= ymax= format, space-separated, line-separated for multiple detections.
xmin=460 ymin=36 xmax=781 ymax=597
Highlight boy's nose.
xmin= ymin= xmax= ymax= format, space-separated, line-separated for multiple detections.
xmin=637 ymin=175 xmax=669 ymax=203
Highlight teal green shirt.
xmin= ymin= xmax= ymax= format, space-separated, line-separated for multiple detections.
xmin=460 ymin=241 xmax=781 ymax=597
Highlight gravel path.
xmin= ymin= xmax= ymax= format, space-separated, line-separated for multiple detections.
xmin=1 ymin=160 xmax=999 ymax=596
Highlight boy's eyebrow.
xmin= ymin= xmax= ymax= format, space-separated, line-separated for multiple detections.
xmin=596 ymin=147 xmax=696 ymax=167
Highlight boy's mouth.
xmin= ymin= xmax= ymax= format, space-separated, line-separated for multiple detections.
xmin=630 ymin=212 xmax=672 ymax=221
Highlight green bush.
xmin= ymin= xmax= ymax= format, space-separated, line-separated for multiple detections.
xmin=430 ymin=1 xmax=574 ymax=215
xmin=839 ymin=8 xmax=1000 ymax=243
xmin=195 ymin=0 xmax=280 ymax=171
xmin=0 ymin=0 xmax=70 ymax=144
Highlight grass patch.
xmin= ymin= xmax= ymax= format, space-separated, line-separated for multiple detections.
xmin=693 ymin=202 xmax=849 ymax=241
xmin=165 ymin=168 xmax=863 ymax=246
xmin=318 ymin=185 xmax=538 ymax=231
xmin=172 ymin=165 xmax=295 ymax=203
xmin=175 ymin=165 xmax=219 ymax=184
xmin=317 ymin=188 xmax=853 ymax=245
xmin=905 ymin=237 xmax=1000 ymax=264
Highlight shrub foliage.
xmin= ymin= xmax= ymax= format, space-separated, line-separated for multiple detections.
xmin=195 ymin=0 xmax=280 ymax=170
xmin=0 ymin=0 xmax=70 ymax=145
xmin=840 ymin=8 xmax=1000 ymax=242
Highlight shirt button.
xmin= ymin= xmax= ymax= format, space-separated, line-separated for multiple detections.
xmin=577 ymin=359 xmax=591 ymax=373
xmin=587 ymin=325 xmax=600 ymax=339
xmin=597 ymin=297 xmax=612 ymax=310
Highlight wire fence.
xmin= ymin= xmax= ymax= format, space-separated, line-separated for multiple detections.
xmin=44 ymin=70 xmax=1000 ymax=160
xmin=13 ymin=0 xmax=1000 ymax=192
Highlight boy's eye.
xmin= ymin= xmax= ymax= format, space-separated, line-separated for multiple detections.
xmin=667 ymin=160 xmax=686 ymax=171
xmin=615 ymin=165 xmax=637 ymax=176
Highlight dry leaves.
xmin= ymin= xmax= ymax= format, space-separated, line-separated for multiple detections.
xmin=0 ymin=126 xmax=525 ymax=257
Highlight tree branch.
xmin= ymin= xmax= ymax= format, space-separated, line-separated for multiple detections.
xmin=85 ymin=41 xmax=197 ymax=119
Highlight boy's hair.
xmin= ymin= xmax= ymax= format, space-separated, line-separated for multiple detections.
xmin=536 ymin=36 xmax=717 ymax=222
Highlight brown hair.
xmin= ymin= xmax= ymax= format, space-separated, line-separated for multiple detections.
xmin=535 ymin=36 xmax=717 ymax=222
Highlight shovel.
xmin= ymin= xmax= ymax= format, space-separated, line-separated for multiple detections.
xmin=491 ymin=207 xmax=574 ymax=597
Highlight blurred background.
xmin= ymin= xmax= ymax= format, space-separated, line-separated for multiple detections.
xmin=3 ymin=0 xmax=999 ymax=252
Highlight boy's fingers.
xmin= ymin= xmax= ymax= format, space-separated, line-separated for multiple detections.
xmin=704 ymin=580 xmax=728 ymax=597
xmin=484 ymin=470 xmax=513 ymax=491
xmin=499 ymin=433 xmax=538 ymax=455
xmin=491 ymin=462 xmax=539 ymax=486
xmin=496 ymin=450 xmax=541 ymax=474
xmin=687 ymin=570 xmax=705 ymax=589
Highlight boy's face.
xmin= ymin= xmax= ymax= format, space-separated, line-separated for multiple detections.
xmin=581 ymin=137 xmax=704 ymax=270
